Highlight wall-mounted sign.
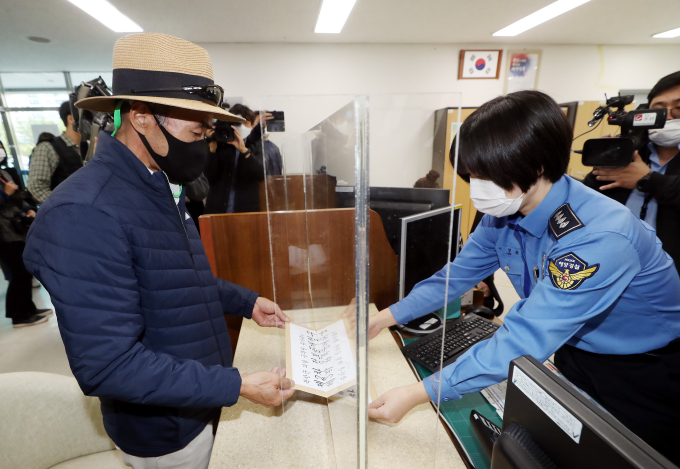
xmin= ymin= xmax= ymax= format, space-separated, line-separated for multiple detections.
xmin=458 ymin=50 xmax=503 ymax=80
xmin=504 ymin=50 xmax=542 ymax=94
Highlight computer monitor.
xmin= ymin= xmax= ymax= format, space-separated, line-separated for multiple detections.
xmin=399 ymin=205 xmax=462 ymax=300
xmin=496 ymin=356 xmax=676 ymax=469
xmin=336 ymin=186 xmax=451 ymax=255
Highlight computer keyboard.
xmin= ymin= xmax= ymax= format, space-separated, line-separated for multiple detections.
xmin=400 ymin=313 xmax=500 ymax=373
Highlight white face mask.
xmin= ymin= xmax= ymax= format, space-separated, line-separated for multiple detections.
xmin=237 ymin=124 xmax=251 ymax=140
xmin=470 ymin=178 xmax=524 ymax=218
xmin=0 ymin=149 xmax=6 ymax=159
xmin=649 ymin=119 xmax=680 ymax=148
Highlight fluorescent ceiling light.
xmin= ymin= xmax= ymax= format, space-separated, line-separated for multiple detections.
xmin=493 ymin=0 xmax=591 ymax=37
xmin=67 ymin=0 xmax=143 ymax=33
xmin=315 ymin=0 xmax=357 ymax=34
xmin=653 ymin=27 xmax=680 ymax=39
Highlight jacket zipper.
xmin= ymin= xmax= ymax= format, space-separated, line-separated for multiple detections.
xmin=163 ymin=174 xmax=194 ymax=263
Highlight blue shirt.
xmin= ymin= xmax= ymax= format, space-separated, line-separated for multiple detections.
xmin=390 ymin=175 xmax=680 ymax=403
xmin=625 ymin=142 xmax=678 ymax=229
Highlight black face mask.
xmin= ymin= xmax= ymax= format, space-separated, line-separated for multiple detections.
xmin=135 ymin=115 xmax=208 ymax=184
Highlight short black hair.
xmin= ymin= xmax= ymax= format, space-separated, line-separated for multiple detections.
xmin=648 ymin=71 xmax=680 ymax=103
xmin=59 ymin=101 xmax=72 ymax=127
xmin=451 ymin=90 xmax=572 ymax=193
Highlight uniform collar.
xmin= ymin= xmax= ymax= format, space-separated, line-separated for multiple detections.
xmin=91 ymin=132 xmax=171 ymax=197
xmin=516 ymin=175 xmax=569 ymax=238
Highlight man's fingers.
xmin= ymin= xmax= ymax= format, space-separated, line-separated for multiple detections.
xmin=633 ymin=150 xmax=642 ymax=162
xmin=280 ymin=376 xmax=295 ymax=390
xmin=280 ymin=388 xmax=296 ymax=402
xmin=271 ymin=365 xmax=279 ymax=374
xmin=599 ymin=182 xmax=619 ymax=191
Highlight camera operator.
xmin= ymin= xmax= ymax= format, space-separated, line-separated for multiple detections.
xmin=584 ymin=71 xmax=680 ymax=272
xmin=204 ymin=104 xmax=267 ymax=214
xmin=27 ymin=101 xmax=83 ymax=204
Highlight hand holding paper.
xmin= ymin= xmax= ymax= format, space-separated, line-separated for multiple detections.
xmin=252 ymin=297 xmax=290 ymax=329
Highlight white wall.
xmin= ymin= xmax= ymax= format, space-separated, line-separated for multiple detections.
xmin=202 ymin=42 xmax=680 ymax=187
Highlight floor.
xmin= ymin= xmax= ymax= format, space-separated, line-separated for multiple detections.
xmin=0 ymin=270 xmax=521 ymax=378
xmin=0 ymin=279 xmax=72 ymax=377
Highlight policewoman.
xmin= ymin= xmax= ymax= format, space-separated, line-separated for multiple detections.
xmin=367 ymin=91 xmax=680 ymax=464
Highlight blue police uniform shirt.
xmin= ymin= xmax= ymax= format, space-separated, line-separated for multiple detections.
xmin=625 ymin=141 xmax=679 ymax=229
xmin=390 ymin=175 xmax=680 ymax=403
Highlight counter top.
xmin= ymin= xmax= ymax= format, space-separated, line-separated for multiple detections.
xmin=209 ymin=305 xmax=466 ymax=469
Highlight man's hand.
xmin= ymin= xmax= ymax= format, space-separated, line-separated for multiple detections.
xmin=228 ymin=127 xmax=248 ymax=153
xmin=258 ymin=111 xmax=274 ymax=127
xmin=593 ymin=151 xmax=650 ymax=191
xmin=26 ymin=210 xmax=36 ymax=218
xmin=252 ymin=297 xmax=290 ymax=329
xmin=3 ymin=181 xmax=18 ymax=196
xmin=368 ymin=382 xmax=430 ymax=424
xmin=240 ymin=366 xmax=296 ymax=408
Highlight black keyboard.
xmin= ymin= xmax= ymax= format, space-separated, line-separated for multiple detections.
xmin=400 ymin=313 xmax=500 ymax=373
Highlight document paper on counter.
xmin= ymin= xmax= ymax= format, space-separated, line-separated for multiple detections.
xmin=286 ymin=319 xmax=357 ymax=398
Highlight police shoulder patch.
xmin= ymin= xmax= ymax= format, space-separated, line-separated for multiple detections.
xmin=549 ymin=203 xmax=584 ymax=240
xmin=548 ymin=252 xmax=599 ymax=290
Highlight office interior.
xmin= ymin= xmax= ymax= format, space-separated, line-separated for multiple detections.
xmin=1 ymin=1 xmax=680 ymax=468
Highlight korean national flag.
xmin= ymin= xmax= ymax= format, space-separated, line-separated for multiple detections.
xmin=461 ymin=50 xmax=500 ymax=79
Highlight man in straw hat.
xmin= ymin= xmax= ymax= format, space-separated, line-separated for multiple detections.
xmin=23 ymin=33 xmax=295 ymax=468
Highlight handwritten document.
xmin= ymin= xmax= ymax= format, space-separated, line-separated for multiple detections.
xmin=288 ymin=319 xmax=356 ymax=397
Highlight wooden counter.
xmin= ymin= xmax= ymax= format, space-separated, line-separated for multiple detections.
xmin=209 ymin=305 xmax=466 ymax=469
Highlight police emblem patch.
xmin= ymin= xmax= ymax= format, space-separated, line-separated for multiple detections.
xmin=549 ymin=203 xmax=584 ymax=240
xmin=548 ymin=252 xmax=599 ymax=290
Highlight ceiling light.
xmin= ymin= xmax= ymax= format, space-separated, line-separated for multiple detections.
xmin=67 ymin=0 xmax=143 ymax=33
xmin=653 ymin=27 xmax=680 ymax=39
xmin=493 ymin=0 xmax=591 ymax=37
xmin=315 ymin=0 xmax=357 ymax=34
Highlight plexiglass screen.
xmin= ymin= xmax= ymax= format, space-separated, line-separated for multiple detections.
xmin=208 ymin=92 xmax=478 ymax=468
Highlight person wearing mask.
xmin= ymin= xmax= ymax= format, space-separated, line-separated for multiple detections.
xmin=23 ymin=34 xmax=294 ymax=469
xmin=204 ymin=104 xmax=266 ymax=214
xmin=365 ymin=91 xmax=680 ymax=464
xmin=0 ymin=140 xmax=51 ymax=327
xmin=584 ymin=71 xmax=680 ymax=274
xmin=27 ymin=101 xmax=83 ymax=204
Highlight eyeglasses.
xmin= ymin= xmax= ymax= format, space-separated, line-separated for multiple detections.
xmin=130 ymin=85 xmax=224 ymax=107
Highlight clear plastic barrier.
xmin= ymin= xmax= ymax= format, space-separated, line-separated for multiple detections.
xmin=257 ymin=92 xmax=462 ymax=468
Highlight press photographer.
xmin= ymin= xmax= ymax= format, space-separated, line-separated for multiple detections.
xmin=204 ymin=104 xmax=269 ymax=214
xmin=583 ymin=71 xmax=680 ymax=272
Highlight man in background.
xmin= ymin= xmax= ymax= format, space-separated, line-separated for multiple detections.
xmin=27 ymin=101 xmax=83 ymax=204
xmin=584 ymin=71 xmax=680 ymax=272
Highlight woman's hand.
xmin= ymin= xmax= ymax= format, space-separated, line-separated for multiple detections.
xmin=368 ymin=307 xmax=397 ymax=340
xmin=368 ymin=382 xmax=430 ymax=424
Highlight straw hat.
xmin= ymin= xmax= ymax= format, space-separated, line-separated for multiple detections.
xmin=75 ymin=33 xmax=243 ymax=122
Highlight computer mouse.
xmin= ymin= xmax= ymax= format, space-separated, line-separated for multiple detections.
xmin=465 ymin=305 xmax=495 ymax=320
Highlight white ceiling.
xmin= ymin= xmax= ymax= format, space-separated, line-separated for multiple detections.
xmin=1 ymin=0 xmax=679 ymax=71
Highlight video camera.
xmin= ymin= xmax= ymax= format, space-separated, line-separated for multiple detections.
xmin=579 ymin=94 xmax=667 ymax=167
xmin=68 ymin=76 xmax=114 ymax=161
xmin=208 ymin=119 xmax=236 ymax=144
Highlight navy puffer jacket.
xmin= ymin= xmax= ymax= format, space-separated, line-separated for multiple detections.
xmin=23 ymin=132 xmax=258 ymax=457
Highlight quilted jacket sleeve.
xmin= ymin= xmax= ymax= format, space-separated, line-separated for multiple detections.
xmin=23 ymin=203 xmax=243 ymax=408
xmin=216 ymin=277 xmax=259 ymax=319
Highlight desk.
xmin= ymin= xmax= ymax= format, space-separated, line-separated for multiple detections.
xmin=209 ymin=305 xmax=465 ymax=469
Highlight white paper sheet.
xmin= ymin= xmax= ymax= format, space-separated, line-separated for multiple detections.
xmin=289 ymin=320 xmax=356 ymax=394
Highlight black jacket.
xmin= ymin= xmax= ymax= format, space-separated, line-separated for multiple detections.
xmin=204 ymin=127 xmax=264 ymax=214
xmin=583 ymin=142 xmax=680 ymax=274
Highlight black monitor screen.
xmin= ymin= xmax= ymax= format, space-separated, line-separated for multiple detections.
xmin=401 ymin=206 xmax=461 ymax=299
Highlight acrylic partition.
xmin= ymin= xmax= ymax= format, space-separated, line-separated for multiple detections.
xmin=256 ymin=93 xmax=462 ymax=469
